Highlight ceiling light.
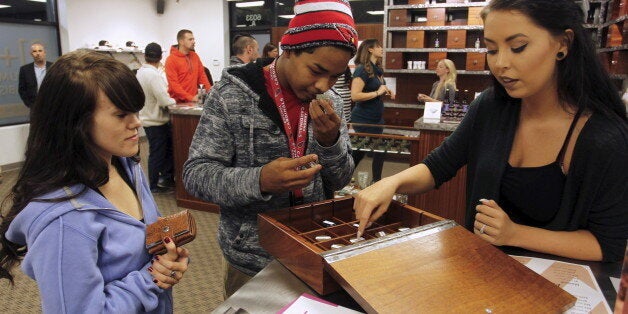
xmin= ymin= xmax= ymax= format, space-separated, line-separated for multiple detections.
xmin=28 ymin=0 xmax=47 ymax=2
xmin=235 ymin=1 xmax=264 ymax=7
xmin=0 ymin=5 xmax=11 ymax=8
xmin=367 ymin=11 xmax=384 ymax=15
xmin=278 ymin=15 xmax=295 ymax=19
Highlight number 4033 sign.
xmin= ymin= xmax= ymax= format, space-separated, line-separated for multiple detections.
xmin=245 ymin=14 xmax=262 ymax=26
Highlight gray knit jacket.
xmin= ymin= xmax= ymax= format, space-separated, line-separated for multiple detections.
xmin=183 ymin=59 xmax=355 ymax=275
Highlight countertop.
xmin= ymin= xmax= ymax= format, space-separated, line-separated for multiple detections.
xmin=414 ymin=116 xmax=460 ymax=132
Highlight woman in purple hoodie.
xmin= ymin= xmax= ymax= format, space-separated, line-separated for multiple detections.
xmin=0 ymin=51 xmax=189 ymax=313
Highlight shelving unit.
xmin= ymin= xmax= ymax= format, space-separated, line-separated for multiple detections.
xmin=383 ymin=0 xmax=627 ymax=105
xmin=594 ymin=0 xmax=627 ymax=85
xmin=383 ymin=0 xmax=492 ymax=105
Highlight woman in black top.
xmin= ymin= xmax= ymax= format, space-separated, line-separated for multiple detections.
xmin=354 ymin=0 xmax=627 ymax=262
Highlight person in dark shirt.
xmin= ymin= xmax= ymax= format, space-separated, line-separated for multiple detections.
xmin=354 ymin=0 xmax=627 ymax=262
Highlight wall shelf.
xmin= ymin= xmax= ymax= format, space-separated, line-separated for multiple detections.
xmin=387 ymin=25 xmax=484 ymax=31
xmin=388 ymin=48 xmax=487 ymax=53
xmin=386 ymin=69 xmax=490 ymax=75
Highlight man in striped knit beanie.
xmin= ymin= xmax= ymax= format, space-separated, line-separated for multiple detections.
xmin=183 ymin=0 xmax=359 ymax=297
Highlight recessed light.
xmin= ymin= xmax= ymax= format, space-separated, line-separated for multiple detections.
xmin=235 ymin=1 xmax=264 ymax=7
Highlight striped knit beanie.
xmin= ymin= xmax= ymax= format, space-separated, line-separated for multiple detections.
xmin=280 ymin=0 xmax=358 ymax=55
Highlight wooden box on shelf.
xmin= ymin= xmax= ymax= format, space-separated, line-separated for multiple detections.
xmin=447 ymin=29 xmax=467 ymax=48
xmin=468 ymin=7 xmax=484 ymax=25
xmin=408 ymin=0 xmax=426 ymax=4
xmin=389 ymin=9 xmax=408 ymax=27
xmin=258 ymin=197 xmax=576 ymax=313
xmin=385 ymin=52 xmax=404 ymax=69
xmin=428 ymin=52 xmax=447 ymax=70
xmin=466 ymin=52 xmax=486 ymax=71
xmin=406 ymin=30 xmax=425 ymax=48
xmin=427 ymin=8 xmax=446 ymax=26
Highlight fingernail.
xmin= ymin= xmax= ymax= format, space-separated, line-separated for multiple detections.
xmin=479 ymin=198 xmax=488 ymax=204
xmin=148 ymin=267 xmax=153 ymax=272
xmin=153 ymin=279 xmax=158 ymax=284
xmin=155 ymin=255 xmax=160 ymax=261
xmin=151 ymin=259 xmax=155 ymax=264
xmin=164 ymin=237 xmax=171 ymax=244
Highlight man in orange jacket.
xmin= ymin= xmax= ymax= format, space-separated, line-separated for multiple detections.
xmin=165 ymin=29 xmax=211 ymax=103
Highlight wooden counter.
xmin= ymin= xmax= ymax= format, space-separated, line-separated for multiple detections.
xmin=169 ymin=105 xmax=220 ymax=213
xmin=412 ymin=117 xmax=466 ymax=225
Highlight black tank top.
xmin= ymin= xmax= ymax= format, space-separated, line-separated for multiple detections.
xmin=499 ymin=110 xmax=582 ymax=227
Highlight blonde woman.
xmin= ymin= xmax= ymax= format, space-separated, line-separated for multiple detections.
xmin=417 ymin=59 xmax=457 ymax=103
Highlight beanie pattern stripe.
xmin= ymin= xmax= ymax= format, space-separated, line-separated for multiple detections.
xmin=295 ymin=2 xmax=353 ymax=18
xmin=281 ymin=0 xmax=358 ymax=55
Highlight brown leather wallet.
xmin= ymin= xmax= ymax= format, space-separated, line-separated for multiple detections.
xmin=145 ymin=210 xmax=197 ymax=255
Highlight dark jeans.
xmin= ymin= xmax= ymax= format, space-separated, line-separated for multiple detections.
xmin=351 ymin=123 xmax=385 ymax=182
xmin=144 ymin=123 xmax=174 ymax=189
xmin=352 ymin=150 xmax=385 ymax=182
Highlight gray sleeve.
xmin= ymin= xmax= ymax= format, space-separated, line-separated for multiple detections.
xmin=182 ymin=91 xmax=271 ymax=209
xmin=311 ymin=92 xmax=355 ymax=191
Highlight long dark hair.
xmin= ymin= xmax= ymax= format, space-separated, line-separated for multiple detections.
xmin=481 ymin=0 xmax=626 ymax=121
xmin=354 ymin=39 xmax=382 ymax=78
xmin=0 ymin=50 xmax=144 ymax=283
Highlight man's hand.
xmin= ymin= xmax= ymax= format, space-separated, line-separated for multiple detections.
xmin=309 ymin=99 xmax=340 ymax=147
xmin=260 ymin=154 xmax=322 ymax=194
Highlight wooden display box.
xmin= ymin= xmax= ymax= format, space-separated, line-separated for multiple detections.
xmin=466 ymin=52 xmax=486 ymax=71
xmin=389 ymin=9 xmax=408 ymax=27
xmin=406 ymin=30 xmax=425 ymax=48
xmin=428 ymin=52 xmax=447 ymax=70
xmin=427 ymin=8 xmax=446 ymax=26
xmin=447 ymin=29 xmax=467 ymax=48
xmin=468 ymin=7 xmax=484 ymax=25
xmin=259 ymin=197 xmax=442 ymax=295
xmin=385 ymin=52 xmax=404 ymax=69
xmin=259 ymin=197 xmax=576 ymax=313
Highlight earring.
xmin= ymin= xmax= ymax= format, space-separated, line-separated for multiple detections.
xmin=557 ymin=52 xmax=565 ymax=60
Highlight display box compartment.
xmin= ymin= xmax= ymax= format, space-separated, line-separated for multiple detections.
xmin=385 ymin=52 xmax=404 ymax=69
xmin=406 ymin=30 xmax=425 ymax=48
xmin=389 ymin=9 xmax=408 ymax=27
xmin=466 ymin=52 xmax=486 ymax=71
xmin=428 ymin=52 xmax=448 ymax=70
xmin=259 ymin=197 xmax=576 ymax=313
xmin=468 ymin=7 xmax=484 ymax=25
xmin=427 ymin=8 xmax=446 ymax=26
xmin=447 ymin=29 xmax=467 ymax=48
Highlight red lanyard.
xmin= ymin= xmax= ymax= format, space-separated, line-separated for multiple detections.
xmin=268 ymin=60 xmax=308 ymax=203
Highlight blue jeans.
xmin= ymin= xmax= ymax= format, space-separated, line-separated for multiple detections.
xmin=144 ymin=123 xmax=174 ymax=189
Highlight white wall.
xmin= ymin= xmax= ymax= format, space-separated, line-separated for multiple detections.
xmin=0 ymin=124 xmax=29 ymax=166
xmin=57 ymin=0 xmax=228 ymax=81
xmin=1 ymin=0 xmax=229 ymax=167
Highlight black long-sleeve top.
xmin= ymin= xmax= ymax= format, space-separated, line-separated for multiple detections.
xmin=423 ymin=88 xmax=628 ymax=262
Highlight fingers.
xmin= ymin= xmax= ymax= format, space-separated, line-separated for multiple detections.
xmin=149 ymin=258 xmax=179 ymax=286
xmin=309 ymin=99 xmax=340 ymax=129
xmin=283 ymin=154 xmax=319 ymax=170
xmin=163 ymin=237 xmax=178 ymax=261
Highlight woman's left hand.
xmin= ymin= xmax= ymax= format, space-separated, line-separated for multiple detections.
xmin=473 ymin=199 xmax=520 ymax=246
xmin=149 ymin=238 xmax=190 ymax=289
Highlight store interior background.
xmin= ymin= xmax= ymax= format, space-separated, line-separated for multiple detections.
xmin=1 ymin=0 xmax=229 ymax=169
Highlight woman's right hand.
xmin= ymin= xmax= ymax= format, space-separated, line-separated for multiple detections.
xmin=377 ymin=85 xmax=388 ymax=97
xmin=353 ymin=176 xmax=399 ymax=238
xmin=417 ymin=93 xmax=428 ymax=102
xmin=148 ymin=237 xmax=190 ymax=289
